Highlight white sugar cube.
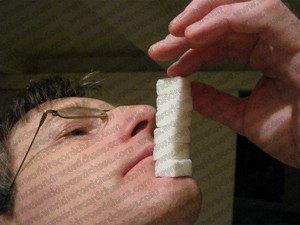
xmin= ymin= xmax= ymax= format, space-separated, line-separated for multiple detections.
xmin=156 ymin=95 xmax=192 ymax=114
xmin=155 ymin=159 xmax=192 ymax=177
xmin=154 ymin=126 xmax=190 ymax=145
xmin=156 ymin=77 xmax=191 ymax=95
xmin=156 ymin=110 xmax=191 ymax=127
xmin=154 ymin=143 xmax=190 ymax=160
xmin=156 ymin=93 xmax=192 ymax=111
xmin=155 ymin=77 xmax=193 ymax=178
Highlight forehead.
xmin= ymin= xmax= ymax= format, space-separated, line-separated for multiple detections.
xmin=31 ymin=96 xmax=113 ymax=116
xmin=38 ymin=97 xmax=113 ymax=111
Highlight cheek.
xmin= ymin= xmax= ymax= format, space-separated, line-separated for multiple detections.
xmin=13 ymin=138 xmax=125 ymax=223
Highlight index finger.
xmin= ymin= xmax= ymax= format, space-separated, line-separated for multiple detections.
xmin=148 ymin=34 xmax=190 ymax=61
xmin=184 ymin=0 xmax=300 ymax=52
xmin=191 ymin=81 xmax=245 ymax=134
xmin=169 ymin=0 xmax=248 ymax=36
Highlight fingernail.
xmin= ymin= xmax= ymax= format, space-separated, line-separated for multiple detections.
xmin=148 ymin=45 xmax=158 ymax=58
xmin=184 ymin=25 xmax=197 ymax=42
xmin=167 ymin=63 xmax=177 ymax=77
xmin=149 ymin=43 xmax=159 ymax=51
xmin=149 ymin=39 xmax=166 ymax=50
xmin=148 ymin=45 xmax=155 ymax=51
xmin=171 ymin=10 xmax=187 ymax=25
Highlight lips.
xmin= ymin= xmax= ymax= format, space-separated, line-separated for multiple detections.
xmin=123 ymin=144 xmax=154 ymax=176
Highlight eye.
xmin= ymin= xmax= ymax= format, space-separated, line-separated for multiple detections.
xmin=70 ymin=129 xmax=86 ymax=136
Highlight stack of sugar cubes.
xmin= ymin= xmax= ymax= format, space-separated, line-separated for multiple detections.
xmin=154 ymin=77 xmax=193 ymax=177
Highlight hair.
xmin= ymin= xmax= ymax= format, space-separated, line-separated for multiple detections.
xmin=0 ymin=74 xmax=103 ymax=214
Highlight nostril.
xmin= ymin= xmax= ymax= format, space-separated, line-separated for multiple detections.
xmin=132 ymin=120 xmax=148 ymax=136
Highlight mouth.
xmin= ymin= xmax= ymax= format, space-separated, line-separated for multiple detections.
xmin=123 ymin=144 xmax=154 ymax=177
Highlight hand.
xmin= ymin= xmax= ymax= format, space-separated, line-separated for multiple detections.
xmin=148 ymin=0 xmax=300 ymax=168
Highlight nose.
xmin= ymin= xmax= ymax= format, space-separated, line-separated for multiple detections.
xmin=112 ymin=105 xmax=156 ymax=140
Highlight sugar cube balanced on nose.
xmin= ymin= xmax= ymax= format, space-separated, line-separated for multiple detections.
xmin=154 ymin=77 xmax=192 ymax=177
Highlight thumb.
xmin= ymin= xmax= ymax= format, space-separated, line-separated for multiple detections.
xmin=191 ymin=81 xmax=245 ymax=134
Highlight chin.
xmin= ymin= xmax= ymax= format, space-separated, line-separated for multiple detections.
xmin=122 ymin=161 xmax=201 ymax=224
xmin=149 ymin=177 xmax=202 ymax=225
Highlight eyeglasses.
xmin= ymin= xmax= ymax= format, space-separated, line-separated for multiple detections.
xmin=1 ymin=107 xmax=109 ymax=209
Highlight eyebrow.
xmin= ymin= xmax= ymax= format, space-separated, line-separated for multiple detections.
xmin=60 ymin=100 xmax=114 ymax=110
xmin=56 ymin=100 xmax=94 ymax=109
xmin=33 ymin=97 xmax=114 ymax=132
xmin=40 ymin=101 xmax=98 ymax=127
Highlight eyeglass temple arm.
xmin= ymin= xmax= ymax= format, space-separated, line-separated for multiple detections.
xmin=2 ymin=112 xmax=49 ymax=209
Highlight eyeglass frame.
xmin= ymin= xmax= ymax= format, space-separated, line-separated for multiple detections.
xmin=1 ymin=107 xmax=109 ymax=209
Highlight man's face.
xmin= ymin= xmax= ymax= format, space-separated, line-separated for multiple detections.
xmin=8 ymin=97 xmax=201 ymax=224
